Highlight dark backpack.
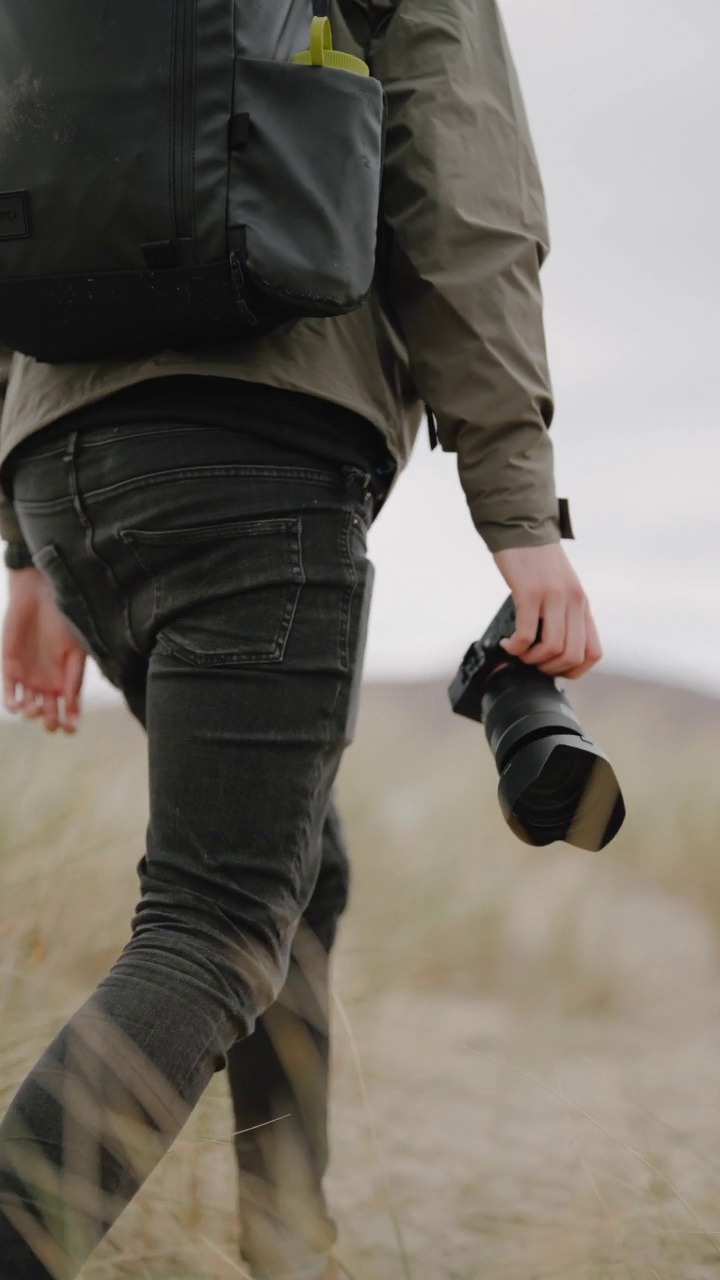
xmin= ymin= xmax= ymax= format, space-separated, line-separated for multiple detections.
xmin=0 ymin=0 xmax=385 ymax=364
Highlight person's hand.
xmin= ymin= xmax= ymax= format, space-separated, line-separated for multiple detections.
xmin=2 ymin=567 xmax=87 ymax=733
xmin=492 ymin=543 xmax=602 ymax=680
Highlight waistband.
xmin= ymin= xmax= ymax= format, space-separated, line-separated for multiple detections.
xmin=4 ymin=378 xmax=397 ymax=517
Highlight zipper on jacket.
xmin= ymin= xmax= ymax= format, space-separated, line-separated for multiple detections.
xmin=172 ymin=0 xmax=195 ymax=244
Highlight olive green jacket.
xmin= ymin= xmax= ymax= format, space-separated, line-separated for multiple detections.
xmin=0 ymin=0 xmax=560 ymax=555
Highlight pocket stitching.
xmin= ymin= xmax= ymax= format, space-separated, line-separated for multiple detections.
xmin=120 ymin=516 xmax=299 ymax=547
xmin=120 ymin=517 xmax=304 ymax=667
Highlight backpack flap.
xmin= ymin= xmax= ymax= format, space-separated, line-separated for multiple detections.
xmin=227 ymin=54 xmax=385 ymax=322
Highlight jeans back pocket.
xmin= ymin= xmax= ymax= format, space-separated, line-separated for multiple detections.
xmin=120 ymin=516 xmax=304 ymax=666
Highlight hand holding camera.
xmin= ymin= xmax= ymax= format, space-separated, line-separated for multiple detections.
xmin=450 ymin=544 xmax=625 ymax=852
xmin=492 ymin=542 xmax=603 ymax=680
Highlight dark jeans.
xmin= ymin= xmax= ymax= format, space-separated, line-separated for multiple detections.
xmin=0 ymin=418 xmax=383 ymax=1280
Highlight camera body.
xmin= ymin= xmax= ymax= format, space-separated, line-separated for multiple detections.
xmin=449 ymin=597 xmax=625 ymax=851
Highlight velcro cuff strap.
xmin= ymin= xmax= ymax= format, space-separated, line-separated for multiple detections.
xmin=558 ymin=497 xmax=575 ymax=540
xmin=426 ymin=404 xmax=438 ymax=451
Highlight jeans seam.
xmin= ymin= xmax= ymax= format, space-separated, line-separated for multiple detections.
xmin=81 ymin=465 xmax=348 ymax=503
xmin=13 ymin=495 xmax=75 ymax=513
xmin=62 ymin=431 xmax=142 ymax=663
xmin=338 ymin=509 xmax=358 ymax=673
xmin=175 ymin=1010 xmax=230 ymax=1097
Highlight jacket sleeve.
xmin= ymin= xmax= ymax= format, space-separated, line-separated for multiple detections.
xmin=369 ymin=0 xmax=561 ymax=551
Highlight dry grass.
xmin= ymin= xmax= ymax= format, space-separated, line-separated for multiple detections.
xmin=1 ymin=673 xmax=720 ymax=1278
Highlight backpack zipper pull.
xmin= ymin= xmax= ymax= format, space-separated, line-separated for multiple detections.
xmin=229 ymin=251 xmax=257 ymax=327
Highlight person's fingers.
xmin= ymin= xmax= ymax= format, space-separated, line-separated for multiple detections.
xmin=515 ymin=591 xmax=566 ymax=667
xmin=499 ymin=593 xmax=541 ymax=658
xmin=551 ymin=604 xmax=603 ymax=679
xmin=540 ymin=596 xmax=587 ymax=676
xmin=585 ymin=607 xmax=603 ymax=665
xmin=42 ymin=694 xmax=60 ymax=734
xmin=4 ymin=673 xmax=20 ymax=712
xmin=62 ymin=648 xmax=85 ymax=733
xmin=23 ymin=689 xmax=44 ymax=718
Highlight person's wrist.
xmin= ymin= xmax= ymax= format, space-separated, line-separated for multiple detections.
xmin=4 ymin=542 xmax=35 ymax=571
xmin=478 ymin=498 xmax=574 ymax=553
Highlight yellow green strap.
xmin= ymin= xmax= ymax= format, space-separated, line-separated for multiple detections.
xmin=290 ymin=16 xmax=370 ymax=76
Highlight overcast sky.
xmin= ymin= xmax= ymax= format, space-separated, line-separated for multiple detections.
xmin=1 ymin=0 xmax=718 ymax=708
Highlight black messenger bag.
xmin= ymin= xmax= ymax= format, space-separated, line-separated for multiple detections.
xmin=0 ymin=1 xmax=386 ymax=364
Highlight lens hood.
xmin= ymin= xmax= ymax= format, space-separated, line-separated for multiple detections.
xmin=497 ymin=733 xmax=625 ymax=851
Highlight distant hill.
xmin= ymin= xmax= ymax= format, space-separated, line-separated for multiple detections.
xmin=358 ymin=668 xmax=720 ymax=739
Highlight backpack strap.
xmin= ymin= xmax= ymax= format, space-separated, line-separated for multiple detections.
xmin=312 ymin=0 xmax=330 ymax=14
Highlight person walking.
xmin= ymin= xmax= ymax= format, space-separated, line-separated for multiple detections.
xmin=0 ymin=2 xmax=601 ymax=1277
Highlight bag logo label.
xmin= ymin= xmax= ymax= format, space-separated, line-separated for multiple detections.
xmin=0 ymin=191 xmax=31 ymax=239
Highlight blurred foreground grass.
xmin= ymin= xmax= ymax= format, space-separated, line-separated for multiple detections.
xmin=2 ymin=671 xmax=720 ymax=1279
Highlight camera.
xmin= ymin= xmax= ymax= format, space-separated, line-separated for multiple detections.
xmin=449 ymin=596 xmax=625 ymax=851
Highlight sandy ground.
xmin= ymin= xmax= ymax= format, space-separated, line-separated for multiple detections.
xmin=80 ymin=877 xmax=720 ymax=1280
xmin=326 ymin=906 xmax=720 ymax=1280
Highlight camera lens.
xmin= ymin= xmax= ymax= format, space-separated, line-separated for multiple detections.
xmin=449 ymin=597 xmax=626 ymax=851
xmin=510 ymin=743 xmax=596 ymax=842
xmin=498 ymin=738 xmax=625 ymax=851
